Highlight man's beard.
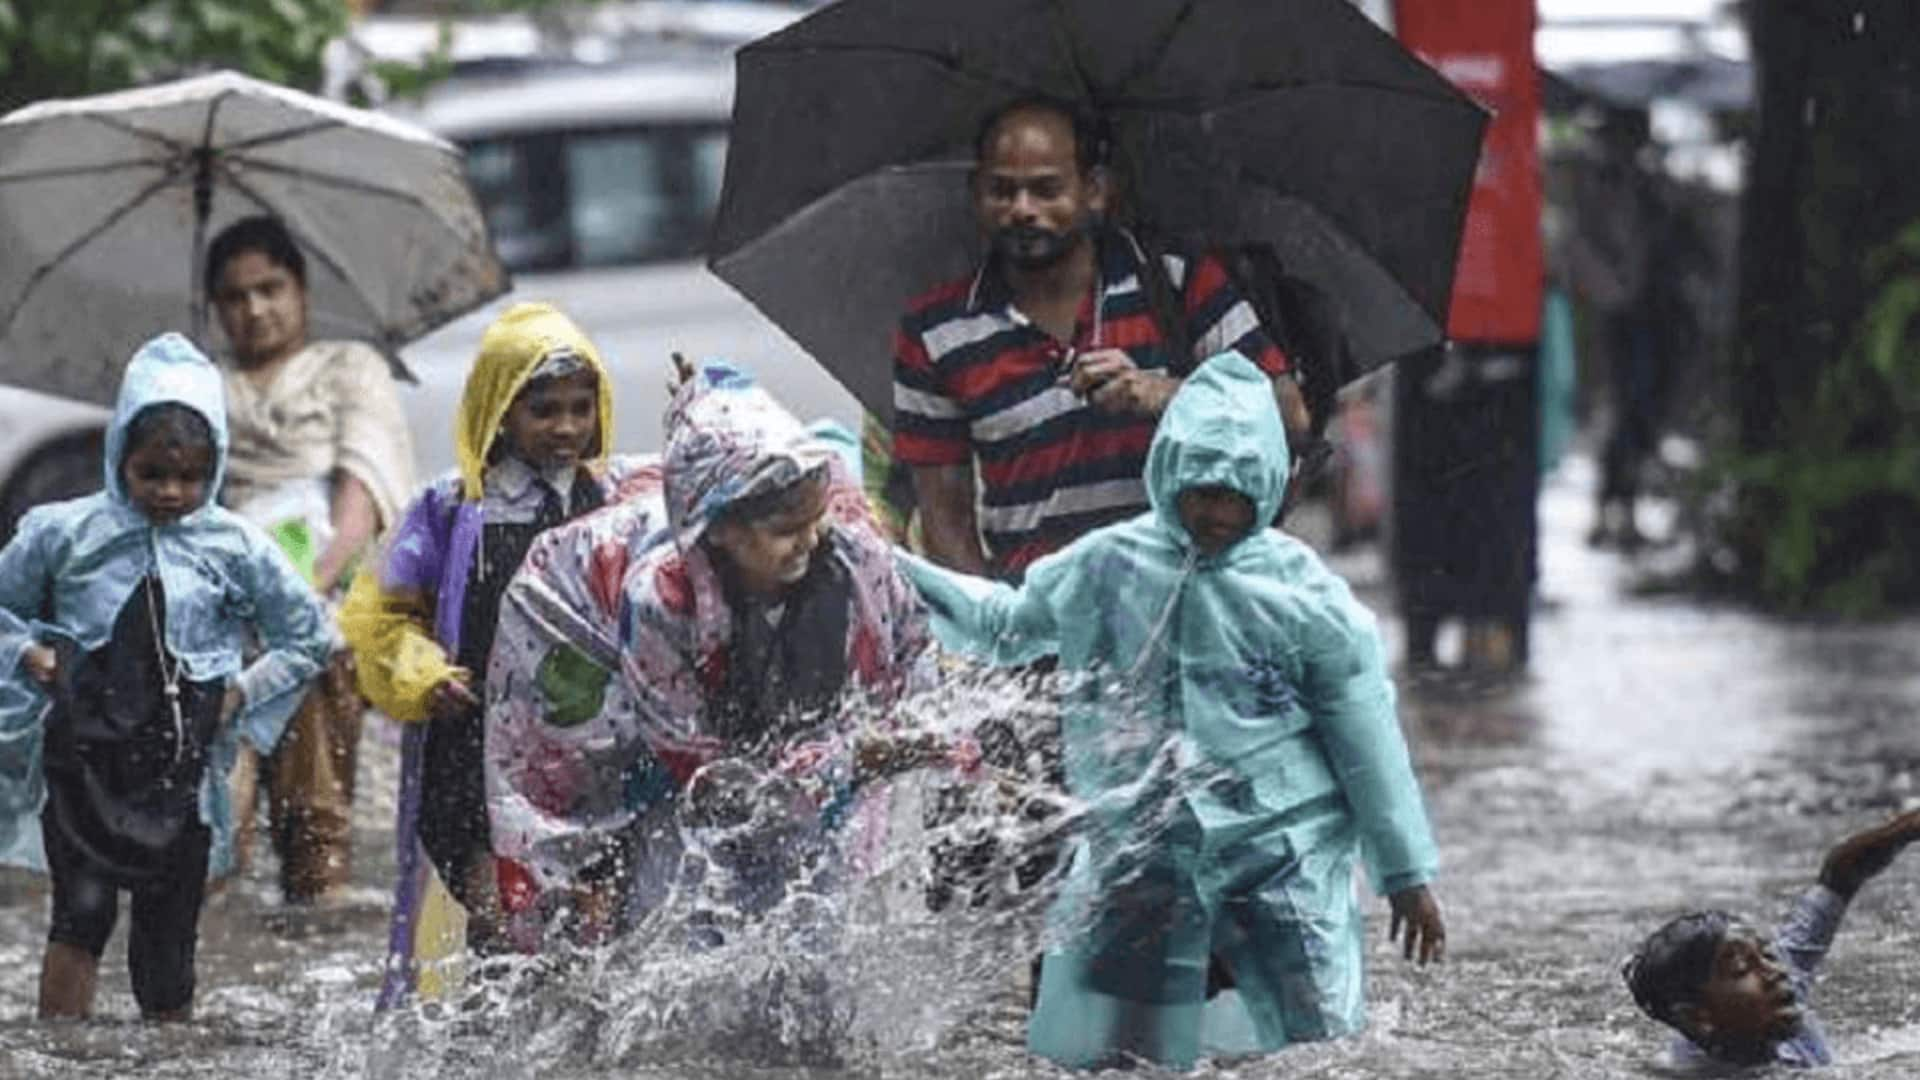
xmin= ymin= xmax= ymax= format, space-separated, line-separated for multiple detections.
xmin=991 ymin=219 xmax=1090 ymax=269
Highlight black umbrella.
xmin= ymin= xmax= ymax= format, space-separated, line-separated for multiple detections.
xmin=709 ymin=0 xmax=1487 ymax=424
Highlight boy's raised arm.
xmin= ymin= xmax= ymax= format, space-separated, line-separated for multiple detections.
xmin=1819 ymin=807 xmax=1920 ymax=900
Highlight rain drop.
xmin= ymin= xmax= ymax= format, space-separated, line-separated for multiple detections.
xmin=1853 ymin=11 xmax=1867 ymax=34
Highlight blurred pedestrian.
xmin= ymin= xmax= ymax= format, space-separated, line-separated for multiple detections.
xmin=338 ymin=303 xmax=650 ymax=1005
xmin=206 ymin=214 xmax=414 ymax=904
xmin=1390 ymin=343 xmax=1539 ymax=673
xmin=1564 ymin=108 xmax=1701 ymax=550
xmin=896 ymin=352 xmax=1444 ymax=1070
xmin=0 ymin=334 xmax=330 ymax=1020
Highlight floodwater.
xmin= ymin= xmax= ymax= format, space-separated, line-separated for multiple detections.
xmin=3 ymin=461 xmax=1918 ymax=1078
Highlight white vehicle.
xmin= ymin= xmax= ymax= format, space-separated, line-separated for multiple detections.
xmin=387 ymin=53 xmax=858 ymax=481
xmin=0 ymin=386 xmax=110 ymax=542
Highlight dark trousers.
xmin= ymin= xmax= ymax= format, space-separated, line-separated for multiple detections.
xmin=43 ymin=813 xmax=211 ymax=1015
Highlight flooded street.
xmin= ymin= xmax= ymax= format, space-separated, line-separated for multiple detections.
xmin=3 ymin=460 xmax=1917 ymax=1078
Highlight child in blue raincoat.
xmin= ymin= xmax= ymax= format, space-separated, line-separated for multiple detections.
xmin=896 ymin=351 xmax=1446 ymax=1070
xmin=0 ymin=333 xmax=331 ymax=1021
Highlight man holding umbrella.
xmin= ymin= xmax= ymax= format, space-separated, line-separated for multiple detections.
xmin=893 ymin=99 xmax=1304 ymax=582
xmin=893 ymin=98 xmax=1306 ymax=920
xmin=208 ymin=215 xmax=415 ymax=905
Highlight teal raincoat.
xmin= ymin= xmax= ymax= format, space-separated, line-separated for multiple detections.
xmin=897 ymin=351 xmax=1439 ymax=1069
xmin=0 ymin=333 xmax=331 ymax=877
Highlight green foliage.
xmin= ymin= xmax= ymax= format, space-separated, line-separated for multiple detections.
xmin=0 ymin=0 xmax=348 ymax=113
xmin=1714 ymin=219 xmax=1920 ymax=615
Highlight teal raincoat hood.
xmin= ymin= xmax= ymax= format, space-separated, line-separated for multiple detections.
xmin=0 ymin=334 xmax=329 ymax=877
xmin=1144 ymin=350 xmax=1288 ymax=555
xmin=101 ymin=331 xmax=230 ymax=512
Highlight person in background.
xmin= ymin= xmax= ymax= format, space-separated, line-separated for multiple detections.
xmin=339 ymin=302 xmax=651 ymax=1006
xmin=205 ymin=214 xmax=415 ymax=904
xmin=0 ymin=334 xmax=330 ymax=1020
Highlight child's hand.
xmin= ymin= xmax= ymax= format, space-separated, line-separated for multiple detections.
xmin=21 ymin=644 xmax=56 ymax=686
xmin=1388 ymin=884 xmax=1446 ymax=965
xmin=1819 ymin=808 xmax=1920 ymax=899
xmin=219 ymin=686 xmax=244 ymax=724
xmin=428 ymin=671 xmax=480 ymax=721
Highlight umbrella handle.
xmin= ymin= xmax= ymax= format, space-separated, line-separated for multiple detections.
xmin=189 ymin=148 xmax=214 ymax=342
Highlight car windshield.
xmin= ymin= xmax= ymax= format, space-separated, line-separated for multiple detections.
xmin=463 ymin=124 xmax=728 ymax=272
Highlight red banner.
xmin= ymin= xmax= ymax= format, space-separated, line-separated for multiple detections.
xmin=1394 ymin=0 xmax=1544 ymax=343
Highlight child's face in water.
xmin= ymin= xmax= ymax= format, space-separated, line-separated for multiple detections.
xmin=502 ymin=370 xmax=598 ymax=470
xmin=122 ymin=439 xmax=213 ymax=525
xmin=1686 ymin=925 xmax=1802 ymax=1054
xmin=1176 ymin=485 xmax=1256 ymax=555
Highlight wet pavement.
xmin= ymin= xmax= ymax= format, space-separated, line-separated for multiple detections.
xmin=2 ymin=455 xmax=1918 ymax=1077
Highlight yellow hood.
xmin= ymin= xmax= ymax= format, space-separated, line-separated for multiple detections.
xmin=452 ymin=302 xmax=615 ymax=501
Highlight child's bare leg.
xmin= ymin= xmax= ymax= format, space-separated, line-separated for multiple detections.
xmin=38 ymin=941 xmax=100 ymax=1020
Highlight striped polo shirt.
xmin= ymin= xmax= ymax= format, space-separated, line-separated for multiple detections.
xmin=893 ymin=231 xmax=1288 ymax=578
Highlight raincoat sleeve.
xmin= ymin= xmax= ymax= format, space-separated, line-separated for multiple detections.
xmin=0 ymin=505 xmax=58 ymax=684
xmin=338 ymin=491 xmax=462 ymax=723
xmin=1299 ymin=577 xmax=1438 ymax=897
xmin=0 ymin=508 xmax=58 ymax=859
xmin=893 ymin=549 xmax=1061 ymax=666
xmin=228 ymin=526 xmax=334 ymax=752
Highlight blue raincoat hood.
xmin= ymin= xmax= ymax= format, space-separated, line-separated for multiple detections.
xmin=0 ymin=334 xmax=330 ymax=878
xmin=102 ymin=332 xmax=229 ymax=514
xmin=1144 ymin=350 xmax=1289 ymax=553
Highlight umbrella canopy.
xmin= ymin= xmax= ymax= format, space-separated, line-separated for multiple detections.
xmin=709 ymin=0 xmax=1487 ymax=423
xmin=0 ymin=70 xmax=508 ymax=404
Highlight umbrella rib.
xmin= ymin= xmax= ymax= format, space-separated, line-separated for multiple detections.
xmin=1111 ymin=0 xmax=1200 ymax=97
xmin=221 ymin=170 xmax=393 ymax=340
xmin=0 ymin=168 xmax=184 ymax=339
xmin=743 ymin=41 xmax=1476 ymax=112
xmin=226 ymin=156 xmax=453 ymax=219
xmin=81 ymin=112 xmax=192 ymax=154
xmin=1097 ymin=77 xmax=1487 ymax=114
xmin=217 ymin=118 xmax=348 ymax=153
xmin=0 ymin=159 xmax=165 ymax=187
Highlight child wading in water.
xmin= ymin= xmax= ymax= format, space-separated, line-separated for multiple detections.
xmin=896 ymin=351 xmax=1446 ymax=1070
xmin=340 ymin=303 xmax=651 ymax=1006
xmin=0 ymin=334 xmax=331 ymax=1020
xmin=1625 ymin=807 xmax=1920 ymax=1069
